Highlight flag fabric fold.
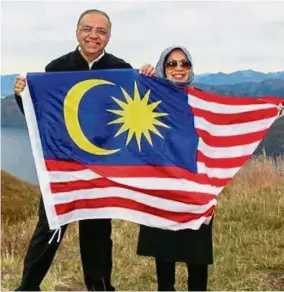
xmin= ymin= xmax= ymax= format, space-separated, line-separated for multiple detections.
xmin=22 ymin=69 xmax=283 ymax=231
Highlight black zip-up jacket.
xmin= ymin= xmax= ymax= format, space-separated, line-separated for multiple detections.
xmin=15 ymin=48 xmax=132 ymax=113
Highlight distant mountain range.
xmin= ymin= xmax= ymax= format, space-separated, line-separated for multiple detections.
xmin=1 ymin=70 xmax=284 ymax=98
xmin=195 ymin=79 xmax=284 ymax=97
xmin=254 ymin=116 xmax=284 ymax=159
xmin=1 ymin=94 xmax=26 ymax=128
xmin=194 ymin=70 xmax=284 ymax=85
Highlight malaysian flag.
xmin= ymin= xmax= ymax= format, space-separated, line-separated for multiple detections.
xmin=22 ymin=70 xmax=283 ymax=231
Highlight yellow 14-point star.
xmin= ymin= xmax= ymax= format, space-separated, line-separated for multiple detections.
xmin=108 ymin=82 xmax=170 ymax=151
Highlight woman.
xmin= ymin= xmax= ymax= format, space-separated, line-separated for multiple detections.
xmin=138 ymin=46 xmax=213 ymax=291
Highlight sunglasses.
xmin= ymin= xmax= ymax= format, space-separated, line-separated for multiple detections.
xmin=165 ymin=60 xmax=191 ymax=70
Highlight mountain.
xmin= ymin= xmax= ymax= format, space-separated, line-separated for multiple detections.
xmin=194 ymin=70 xmax=284 ymax=85
xmin=254 ymin=116 xmax=284 ymax=159
xmin=194 ymin=79 xmax=284 ymax=97
xmin=1 ymin=94 xmax=27 ymax=128
xmin=1 ymin=74 xmax=17 ymax=98
xmin=1 ymin=70 xmax=284 ymax=98
xmin=1 ymin=170 xmax=39 ymax=222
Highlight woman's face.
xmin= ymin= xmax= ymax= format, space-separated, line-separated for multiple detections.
xmin=164 ymin=49 xmax=191 ymax=82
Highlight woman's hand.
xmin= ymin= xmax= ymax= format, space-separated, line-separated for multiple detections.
xmin=14 ymin=76 xmax=27 ymax=96
xmin=139 ymin=64 xmax=156 ymax=77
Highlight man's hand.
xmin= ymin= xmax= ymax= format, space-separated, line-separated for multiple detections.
xmin=278 ymin=103 xmax=284 ymax=117
xmin=14 ymin=76 xmax=27 ymax=96
xmin=139 ymin=64 xmax=156 ymax=77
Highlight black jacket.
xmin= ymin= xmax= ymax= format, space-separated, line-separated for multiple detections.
xmin=137 ymin=219 xmax=214 ymax=265
xmin=15 ymin=48 xmax=132 ymax=113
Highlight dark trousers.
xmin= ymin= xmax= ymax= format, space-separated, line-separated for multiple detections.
xmin=16 ymin=197 xmax=114 ymax=291
xmin=155 ymin=259 xmax=208 ymax=291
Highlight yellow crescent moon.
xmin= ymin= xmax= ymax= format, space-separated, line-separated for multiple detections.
xmin=64 ymin=79 xmax=120 ymax=155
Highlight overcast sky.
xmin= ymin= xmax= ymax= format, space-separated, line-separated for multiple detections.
xmin=1 ymin=0 xmax=284 ymax=74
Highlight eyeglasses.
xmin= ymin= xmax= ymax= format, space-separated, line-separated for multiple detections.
xmin=165 ymin=60 xmax=191 ymax=70
xmin=78 ymin=26 xmax=109 ymax=37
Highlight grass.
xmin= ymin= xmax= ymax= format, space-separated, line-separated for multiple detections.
xmin=1 ymin=157 xmax=284 ymax=291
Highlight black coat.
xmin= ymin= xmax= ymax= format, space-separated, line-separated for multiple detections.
xmin=137 ymin=218 xmax=213 ymax=265
xmin=15 ymin=48 xmax=132 ymax=113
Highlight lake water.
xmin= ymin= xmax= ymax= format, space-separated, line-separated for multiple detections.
xmin=1 ymin=127 xmax=38 ymax=184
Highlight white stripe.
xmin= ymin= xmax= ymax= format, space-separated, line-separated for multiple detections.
xmin=49 ymin=170 xmax=101 ymax=182
xmin=57 ymin=208 xmax=214 ymax=231
xmin=198 ymin=139 xmax=260 ymax=158
xmin=111 ymin=177 xmax=222 ymax=194
xmin=49 ymin=172 xmax=222 ymax=195
xmin=188 ymin=93 xmax=275 ymax=114
xmin=22 ymin=79 xmax=60 ymax=229
xmin=194 ymin=116 xmax=276 ymax=136
xmin=197 ymin=162 xmax=239 ymax=179
xmin=53 ymin=187 xmax=217 ymax=213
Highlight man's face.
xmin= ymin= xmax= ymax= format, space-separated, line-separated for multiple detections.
xmin=76 ymin=12 xmax=111 ymax=58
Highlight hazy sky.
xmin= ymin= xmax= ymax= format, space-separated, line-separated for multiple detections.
xmin=1 ymin=0 xmax=284 ymax=74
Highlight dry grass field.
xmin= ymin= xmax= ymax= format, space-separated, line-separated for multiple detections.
xmin=1 ymin=157 xmax=284 ymax=291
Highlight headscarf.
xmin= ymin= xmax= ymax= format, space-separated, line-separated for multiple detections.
xmin=155 ymin=46 xmax=194 ymax=88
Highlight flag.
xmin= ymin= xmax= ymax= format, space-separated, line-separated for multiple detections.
xmin=22 ymin=69 xmax=283 ymax=231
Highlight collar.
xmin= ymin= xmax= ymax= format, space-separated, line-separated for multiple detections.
xmin=78 ymin=46 xmax=105 ymax=69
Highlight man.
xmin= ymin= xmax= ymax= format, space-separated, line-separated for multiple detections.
xmin=14 ymin=9 xmax=132 ymax=291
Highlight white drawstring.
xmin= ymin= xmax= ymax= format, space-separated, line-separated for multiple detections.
xmin=48 ymin=227 xmax=62 ymax=244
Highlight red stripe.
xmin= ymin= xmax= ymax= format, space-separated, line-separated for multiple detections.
xmin=45 ymin=161 xmax=229 ymax=187
xmin=50 ymin=177 xmax=216 ymax=205
xmin=45 ymin=162 xmax=200 ymax=180
xmin=55 ymin=197 xmax=215 ymax=223
xmin=192 ymin=107 xmax=278 ymax=125
xmin=260 ymin=96 xmax=284 ymax=106
xmin=187 ymin=86 xmax=280 ymax=106
xmin=46 ymin=160 xmax=87 ymax=171
xmin=196 ymin=128 xmax=268 ymax=147
xmin=197 ymin=151 xmax=250 ymax=168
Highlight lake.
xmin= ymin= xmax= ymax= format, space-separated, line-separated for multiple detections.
xmin=1 ymin=127 xmax=38 ymax=184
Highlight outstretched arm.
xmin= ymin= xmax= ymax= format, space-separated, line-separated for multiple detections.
xmin=14 ymin=75 xmax=27 ymax=114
